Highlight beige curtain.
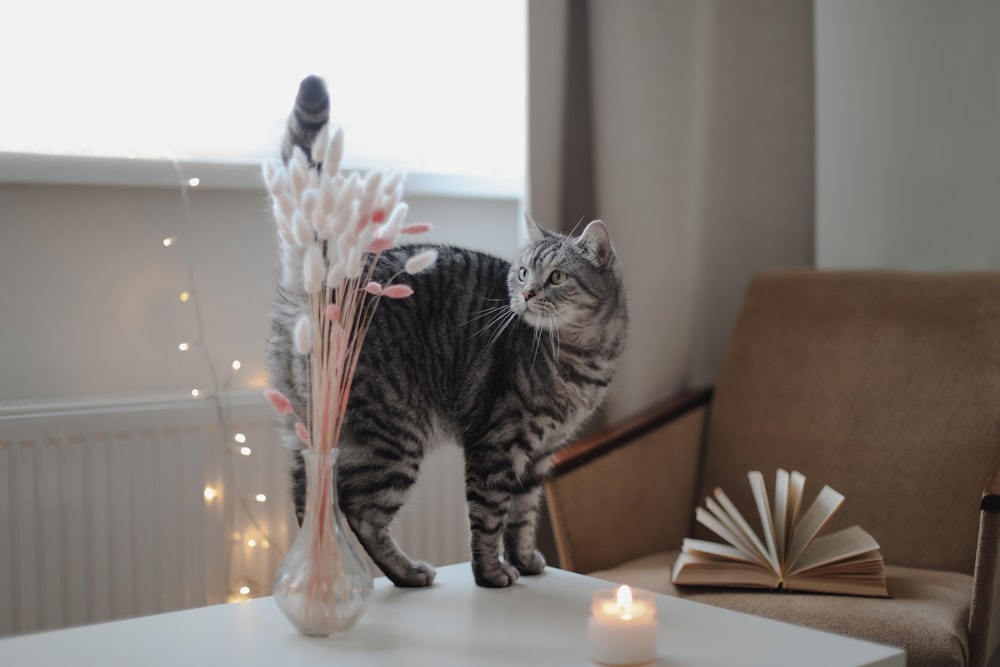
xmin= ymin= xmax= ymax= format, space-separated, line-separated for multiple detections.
xmin=528 ymin=0 xmax=816 ymax=423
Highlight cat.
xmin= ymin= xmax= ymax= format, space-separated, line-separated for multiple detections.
xmin=268 ymin=75 xmax=628 ymax=588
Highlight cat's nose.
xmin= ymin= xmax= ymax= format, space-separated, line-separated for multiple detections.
xmin=522 ymin=290 xmax=535 ymax=301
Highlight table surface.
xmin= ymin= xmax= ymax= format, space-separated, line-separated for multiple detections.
xmin=0 ymin=562 xmax=904 ymax=666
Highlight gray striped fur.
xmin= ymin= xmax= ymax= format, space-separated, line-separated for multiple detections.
xmin=268 ymin=76 xmax=628 ymax=587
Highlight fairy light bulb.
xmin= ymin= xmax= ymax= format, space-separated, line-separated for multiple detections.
xmin=247 ymin=538 xmax=257 ymax=548
xmin=238 ymin=585 xmax=250 ymax=596
xmin=188 ymin=177 xmax=201 ymax=187
xmin=234 ymin=433 xmax=246 ymax=444
xmin=203 ymin=486 xmax=219 ymax=501
xmin=191 ymin=389 xmax=200 ymax=398
xmin=239 ymin=446 xmax=252 ymax=456
xmin=162 ymin=236 xmax=176 ymax=247
xmin=255 ymin=493 xmax=267 ymax=503
xmin=231 ymin=360 xmax=241 ymax=370
xmin=178 ymin=342 xmax=190 ymax=352
xmin=179 ymin=291 xmax=191 ymax=302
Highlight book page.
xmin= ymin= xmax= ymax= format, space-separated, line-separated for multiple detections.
xmin=799 ymin=554 xmax=886 ymax=578
xmin=671 ymin=552 xmax=780 ymax=589
xmin=695 ymin=506 xmax=771 ymax=568
xmin=681 ymin=538 xmax=757 ymax=563
xmin=788 ymin=525 xmax=882 ymax=574
xmin=772 ymin=469 xmax=790 ymax=564
xmin=783 ymin=571 xmax=889 ymax=597
xmin=785 ymin=484 xmax=845 ymax=571
xmin=784 ymin=547 xmax=889 ymax=598
xmin=712 ymin=487 xmax=776 ymax=571
xmin=747 ymin=471 xmax=780 ymax=571
xmin=703 ymin=496 xmax=761 ymax=559
xmin=785 ymin=471 xmax=806 ymax=560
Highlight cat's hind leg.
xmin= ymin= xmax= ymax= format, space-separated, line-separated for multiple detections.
xmin=337 ymin=444 xmax=436 ymax=587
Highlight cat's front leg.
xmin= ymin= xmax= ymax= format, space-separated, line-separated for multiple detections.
xmin=503 ymin=484 xmax=547 ymax=576
xmin=465 ymin=471 xmax=519 ymax=587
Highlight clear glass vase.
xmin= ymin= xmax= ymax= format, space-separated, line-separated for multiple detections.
xmin=273 ymin=448 xmax=373 ymax=636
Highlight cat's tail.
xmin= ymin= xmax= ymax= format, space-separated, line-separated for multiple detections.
xmin=280 ymin=74 xmax=330 ymax=164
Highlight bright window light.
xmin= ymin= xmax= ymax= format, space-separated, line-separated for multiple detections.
xmin=1 ymin=1 xmax=525 ymax=182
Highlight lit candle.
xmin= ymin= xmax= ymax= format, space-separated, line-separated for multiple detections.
xmin=587 ymin=585 xmax=658 ymax=665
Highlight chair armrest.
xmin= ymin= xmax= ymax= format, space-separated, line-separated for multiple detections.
xmin=980 ymin=461 xmax=1000 ymax=512
xmin=550 ymin=388 xmax=714 ymax=477
xmin=544 ymin=388 xmax=713 ymax=573
xmin=969 ymin=461 xmax=1000 ymax=667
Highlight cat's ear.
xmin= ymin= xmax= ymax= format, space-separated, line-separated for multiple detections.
xmin=576 ymin=220 xmax=614 ymax=269
xmin=520 ymin=212 xmax=548 ymax=246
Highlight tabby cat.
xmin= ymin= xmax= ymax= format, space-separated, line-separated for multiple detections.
xmin=268 ymin=76 xmax=628 ymax=588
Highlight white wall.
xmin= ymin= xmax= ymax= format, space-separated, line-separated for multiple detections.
xmin=0 ymin=180 xmax=520 ymax=405
xmin=816 ymin=0 xmax=1000 ymax=269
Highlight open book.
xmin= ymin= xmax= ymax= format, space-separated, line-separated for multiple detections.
xmin=671 ymin=469 xmax=889 ymax=597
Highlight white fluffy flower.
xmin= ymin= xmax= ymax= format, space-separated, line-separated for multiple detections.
xmin=293 ymin=314 xmax=312 ymax=354
xmin=405 ymin=249 xmax=438 ymax=275
xmin=303 ymin=244 xmax=325 ymax=294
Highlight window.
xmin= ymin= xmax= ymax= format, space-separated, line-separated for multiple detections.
xmin=2 ymin=0 xmax=525 ymax=185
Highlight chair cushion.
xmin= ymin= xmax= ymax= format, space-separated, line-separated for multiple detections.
xmin=700 ymin=270 xmax=1000 ymax=575
xmin=589 ymin=551 xmax=972 ymax=667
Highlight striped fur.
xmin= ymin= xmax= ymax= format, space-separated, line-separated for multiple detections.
xmin=268 ymin=76 xmax=628 ymax=588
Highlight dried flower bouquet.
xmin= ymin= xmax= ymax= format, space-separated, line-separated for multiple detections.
xmin=263 ymin=124 xmax=435 ymax=635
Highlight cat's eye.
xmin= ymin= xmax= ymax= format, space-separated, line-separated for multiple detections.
xmin=517 ymin=267 xmax=529 ymax=282
xmin=549 ymin=270 xmax=568 ymax=285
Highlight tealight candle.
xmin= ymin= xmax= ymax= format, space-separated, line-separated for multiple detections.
xmin=587 ymin=585 xmax=658 ymax=666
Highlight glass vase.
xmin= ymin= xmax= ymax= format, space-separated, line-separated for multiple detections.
xmin=273 ymin=448 xmax=373 ymax=636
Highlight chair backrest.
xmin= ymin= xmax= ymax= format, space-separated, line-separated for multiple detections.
xmin=698 ymin=269 xmax=1000 ymax=575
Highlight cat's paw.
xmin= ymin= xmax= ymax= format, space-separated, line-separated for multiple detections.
xmin=509 ymin=549 xmax=546 ymax=576
xmin=473 ymin=560 xmax=520 ymax=588
xmin=386 ymin=560 xmax=437 ymax=588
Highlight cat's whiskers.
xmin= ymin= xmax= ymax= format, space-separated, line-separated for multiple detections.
xmin=525 ymin=311 xmax=563 ymax=376
xmin=484 ymin=309 xmax=519 ymax=350
xmin=529 ymin=321 xmax=544 ymax=372
xmin=465 ymin=303 xmax=513 ymax=326
xmin=469 ymin=303 xmax=519 ymax=349
xmin=547 ymin=314 xmax=561 ymax=361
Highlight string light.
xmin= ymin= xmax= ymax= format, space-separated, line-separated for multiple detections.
xmin=165 ymin=164 xmax=281 ymax=605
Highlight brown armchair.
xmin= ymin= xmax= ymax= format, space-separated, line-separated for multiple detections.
xmin=545 ymin=269 xmax=1000 ymax=667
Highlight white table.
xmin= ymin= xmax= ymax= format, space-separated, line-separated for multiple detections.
xmin=0 ymin=563 xmax=903 ymax=666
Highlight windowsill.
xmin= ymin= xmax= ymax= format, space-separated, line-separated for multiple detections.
xmin=0 ymin=152 xmax=524 ymax=201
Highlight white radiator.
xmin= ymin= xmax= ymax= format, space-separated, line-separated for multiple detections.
xmin=0 ymin=393 xmax=470 ymax=637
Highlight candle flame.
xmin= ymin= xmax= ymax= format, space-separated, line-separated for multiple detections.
xmin=616 ymin=585 xmax=632 ymax=609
